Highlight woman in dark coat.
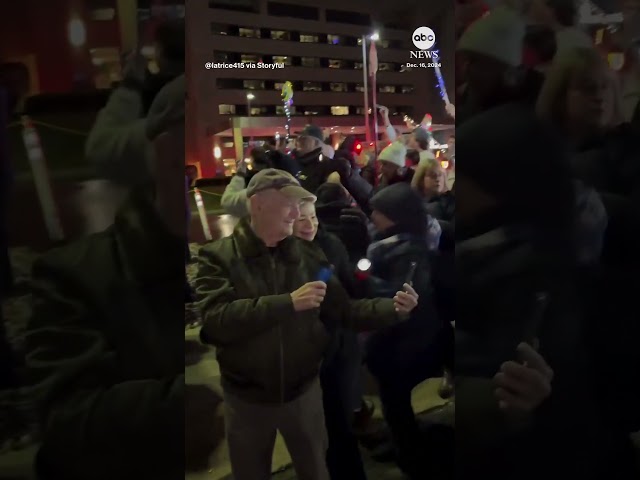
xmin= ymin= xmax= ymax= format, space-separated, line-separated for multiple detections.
xmin=293 ymin=200 xmax=367 ymax=480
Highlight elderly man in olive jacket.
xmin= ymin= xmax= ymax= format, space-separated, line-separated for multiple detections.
xmin=196 ymin=168 xmax=419 ymax=480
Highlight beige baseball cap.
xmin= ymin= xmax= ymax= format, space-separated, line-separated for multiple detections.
xmin=246 ymin=168 xmax=317 ymax=202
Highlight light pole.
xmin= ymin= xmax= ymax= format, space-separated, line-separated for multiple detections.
xmin=246 ymin=92 xmax=255 ymax=117
xmin=246 ymin=92 xmax=255 ymax=143
xmin=361 ymin=32 xmax=379 ymax=145
xmin=361 ymin=35 xmax=370 ymax=143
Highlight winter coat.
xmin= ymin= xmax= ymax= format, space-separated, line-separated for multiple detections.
xmin=221 ymin=175 xmax=249 ymax=217
xmin=425 ymin=191 xmax=455 ymax=222
xmin=316 ymin=202 xmax=370 ymax=263
xmin=294 ymin=147 xmax=339 ymax=193
xmin=85 ymin=75 xmax=185 ymax=188
xmin=313 ymin=227 xmax=362 ymax=364
xmin=455 ymin=221 xmax=600 ymax=480
xmin=363 ymin=227 xmax=441 ymax=375
xmin=571 ymin=123 xmax=640 ymax=200
xmin=196 ymin=217 xmax=399 ymax=404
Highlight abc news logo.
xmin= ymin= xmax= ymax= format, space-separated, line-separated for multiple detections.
xmin=412 ymin=26 xmax=436 ymax=50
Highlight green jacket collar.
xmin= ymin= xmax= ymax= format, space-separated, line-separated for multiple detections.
xmin=233 ymin=217 xmax=301 ymax=263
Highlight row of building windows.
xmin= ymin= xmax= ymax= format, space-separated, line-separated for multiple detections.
xmin=218 ymin=104 xmax=413 ymax=116
xmin=217 ymin=79 xmax=415 ymax=94
xmin=209 ymin=0 xmax=371 ymax=25
xmin=213 ymin=52 xmax=412 ymax=73
xmin=211 ymin=24 xmax=404 ymax=50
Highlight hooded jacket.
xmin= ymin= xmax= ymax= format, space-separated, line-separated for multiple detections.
xmin=85 ymin=75 xmax=185 ymax=187
xmin=196 ymin=218 xmax=399 ymax=404
xmin=363 ymin=226 xmax=441 ymax=374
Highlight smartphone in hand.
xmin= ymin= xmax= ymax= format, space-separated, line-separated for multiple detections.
xmin=522 ymin=292 xmax=548 ymax=351
xmin=404 ymin=261 xmax=417 ymax=289
xmin=316 ymin=265 xmax=334 ymax=283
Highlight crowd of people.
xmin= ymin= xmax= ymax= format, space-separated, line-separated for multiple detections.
xmin=1 ymin=1 xmax=640 ymax=479
xmin=209 ymin=0 xmax=637 ymax=478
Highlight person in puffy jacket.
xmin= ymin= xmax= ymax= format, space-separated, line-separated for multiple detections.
xmin=292 ymin=125 xmax=339 ymax=193
xmin=315 ymin=182 xmax=371 ymax=263
xmin=293 ymin=199 xmax=368 ymax=480
xmin=364 ymin=183 xmax=447 ymax=479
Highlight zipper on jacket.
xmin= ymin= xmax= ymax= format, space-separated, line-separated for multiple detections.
xmin=270 ymin=255 xmax=285 ymax=404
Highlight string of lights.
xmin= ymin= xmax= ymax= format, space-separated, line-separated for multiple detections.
xmin=281 ymin=81 xmax=294 ymax=142
xmin=432 ymin=52 xmax=450 ymax=106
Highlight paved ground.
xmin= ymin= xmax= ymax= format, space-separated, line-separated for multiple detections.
xmin=185 ymin=328 xmax=451 ymax=480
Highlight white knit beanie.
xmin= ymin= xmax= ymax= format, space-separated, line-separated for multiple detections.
xmin=457 ymin=6 xmax=526 ymax=67
xmin=378 ymin=141 xmax=407 ymax=168
xmin=418 ymin=149 xmax=436 ymax=166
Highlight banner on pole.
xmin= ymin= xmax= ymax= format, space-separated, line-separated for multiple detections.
xmin=368 ymin=41 xmax=378 ymax=76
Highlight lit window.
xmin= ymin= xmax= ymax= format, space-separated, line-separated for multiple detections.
xmin=401 ymin=85 xmax=414 ymax=94
xmin=357 ymin=37 xmax=363 ymax=46
xmin=379 ymin=85 xmax=396 ymax=93
xmin=378 ymin=63 xmax=391 ymax=71
xmin=354 ymin=62 xmax=363 ymax=70
xmin=330 ymin=82 xmax=347 ymax=92
xmin=219 ymin=104 xmax=236 ymax=115
xmin=239 ymin=28 xmax=260 ymax=38
xmin=354 ymin=84 xmax=365 ymax=92
xmin=222 ymin=159 xmax=237 ymax=177
xmin=273 ymin=55 xmax=292 ymax=65
xmin=271 ymin=30 xmax=290 ymax=40
xmin=300 ymin=34 xmax=319 ymax=43
xmin=90 ymin=47 xmax=122 ymax=89
xmin=250 ymin=107 xmax=265 ymax=115
xmin=304 ymin=109 xmax=321 ymax=115
xmin=331 ymin=106 xmax=349 ymax=116
xmin=243 ymin=80 xmax=265 ymax=90
xmin=276 ymin=105 xmax=296 ymax=115
xmin=241 ymin=54 xmax=261 ymax=63
xmin=328 ymin=59 xmax=343 ymax=69
xmin=380 ymin=40 xmax=390 ymax=48
xmin=301 ymin=57 xmax=320 ymax=67
xmin=328 ymin=34 xmax=341 ymax=45
xmin=223 ymin=142 xmax=234 ymax=148
xmin=303 ymin=82 xmax=322 ymax=92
